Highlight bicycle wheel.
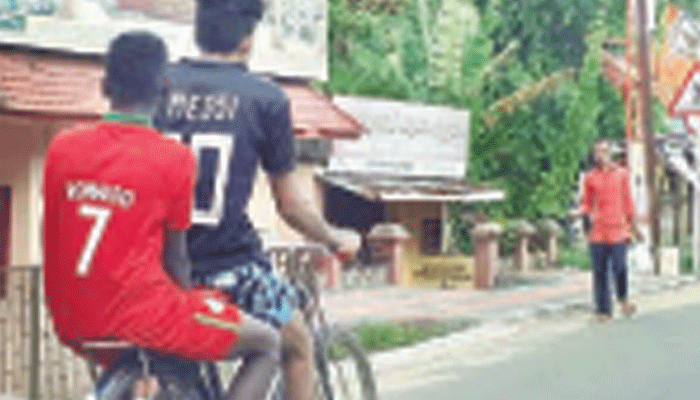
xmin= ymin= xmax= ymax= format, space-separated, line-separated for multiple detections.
xmin=95 ymin=362 xmax=141 ymax=400
xmin=96 ymin=358 xmax=210 ymax=400
xmin=316 ymin=326 xmax=377 ymax=400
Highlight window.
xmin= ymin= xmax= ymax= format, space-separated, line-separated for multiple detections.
xmin=421 ymin=219 xmax=442 ymax=256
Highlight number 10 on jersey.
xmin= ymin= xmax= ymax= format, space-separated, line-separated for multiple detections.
xmin=166 ymin=132 xmax=235 ymax=226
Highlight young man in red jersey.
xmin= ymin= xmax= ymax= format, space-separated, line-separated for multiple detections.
xmin=43 ymin=32 xmax=280 ymax=400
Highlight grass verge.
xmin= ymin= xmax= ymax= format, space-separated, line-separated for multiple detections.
xmin=327 ymin=318 xmax=478 ymax=360
xmin=557 ymin=246 xmax=591 ymax=270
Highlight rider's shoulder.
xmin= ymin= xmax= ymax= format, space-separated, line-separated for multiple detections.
xmin=245 ymin=73 xmax=288 ymax=104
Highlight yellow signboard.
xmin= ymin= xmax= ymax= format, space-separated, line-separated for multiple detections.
xmin=404 ymin=254 xmax=474 ymax=289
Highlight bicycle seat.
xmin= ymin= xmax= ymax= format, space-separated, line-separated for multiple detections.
xmin=82 ymin=340 xmax=135 ymax=351
xmin=83 ymin=341 xmax=146 ymax=382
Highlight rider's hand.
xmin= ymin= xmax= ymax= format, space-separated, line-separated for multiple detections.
xmin=329 ymin=228 xmax=362 ymax=262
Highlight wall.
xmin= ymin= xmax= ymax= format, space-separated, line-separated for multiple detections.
xmin=0 ymin=114 xmax=52 ymax=266
xmin=0 ymin=118 xmax=328 ymax=266
xmin=0 ymin=113 xmax=86 ymax=267
xmin=385 ymin=202 xmax=474 ymax=289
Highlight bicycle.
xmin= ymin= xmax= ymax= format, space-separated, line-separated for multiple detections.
xmin=85 ymin=243 xmax=377 ymax=400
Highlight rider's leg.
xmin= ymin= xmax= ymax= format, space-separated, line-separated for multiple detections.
xmin=114 ymin=288 xmax=282 ymax=400
xmin=280 ymin=311 xmax=316 ymax=400
xmin=133 ymin=377 xmax=160 ymax=400
xmin=223 ymin=313 xmax=282 ymax=400
xmin=198 ymin=262 xmax=315 ymax=400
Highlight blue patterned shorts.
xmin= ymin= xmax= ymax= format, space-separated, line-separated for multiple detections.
xmin=194 ymin=261 xmax=305 ymax=328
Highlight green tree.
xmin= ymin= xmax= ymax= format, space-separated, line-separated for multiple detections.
xmin=326 ymin=0 xmax=629 ymax=242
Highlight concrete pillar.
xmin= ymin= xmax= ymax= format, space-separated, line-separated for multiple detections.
xmin=312 ymin=251 xmax=340 ymax=290
xmin=514 ymin=220 xmax=536 ymax=272
xmin=470 ymin=222 xmax=503 ymax=290
xmin=540 ymin=219 xmax=561 ymax=268
xmin=367 ymin=223 xmax=410 ymax=285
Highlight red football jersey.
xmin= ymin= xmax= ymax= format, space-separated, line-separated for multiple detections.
xmin=43 ymin=121 xmax=195 ymax=350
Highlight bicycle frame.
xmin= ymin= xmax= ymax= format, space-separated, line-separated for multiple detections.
xmin=90 ymin=348 xmax=221 ymax=400
xmin=90 ymin=242 xmax=336 ymax=400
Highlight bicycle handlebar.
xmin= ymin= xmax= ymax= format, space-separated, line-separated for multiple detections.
xmin=264 ymin=241 xmax=357 ymax=263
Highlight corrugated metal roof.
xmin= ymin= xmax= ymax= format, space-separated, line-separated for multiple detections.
xmin=320 ymin=172 xmax=504 ymax=203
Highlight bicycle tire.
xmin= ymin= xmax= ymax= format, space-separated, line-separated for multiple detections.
xmin=316 ymin=326 xmax=377 ymax=400
xmin=95 ymin=363 xmax=140 ymax=400
xmin=268 ymin=326 xmax=376 ymax=400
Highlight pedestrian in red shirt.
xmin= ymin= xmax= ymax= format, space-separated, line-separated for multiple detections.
xmin=574 ymin=138 xmax=642 ymax=323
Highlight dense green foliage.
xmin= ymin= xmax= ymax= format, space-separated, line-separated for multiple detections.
xmin=326 ymin=0 xmax=691 ymax=252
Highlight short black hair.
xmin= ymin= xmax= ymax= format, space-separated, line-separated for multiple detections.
xmin=196 ymin=0 xmax=263 ymax=53
xmin=105 ymin=31 xmax=168 ymax=108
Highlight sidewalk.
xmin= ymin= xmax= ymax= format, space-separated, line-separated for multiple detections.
xmin=323 ymin=269 xmax=699 ymax=328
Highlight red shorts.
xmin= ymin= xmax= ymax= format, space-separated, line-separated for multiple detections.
xmin=79 ymin=289 xmax=242 ymax=365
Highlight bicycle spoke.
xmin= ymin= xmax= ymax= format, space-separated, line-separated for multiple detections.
xmin=334 ymin=361 xmax=351 ymax=399
xmin=328 ymin=357 xmax=363 ymax=400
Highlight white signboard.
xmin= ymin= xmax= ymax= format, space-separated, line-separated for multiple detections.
xmin=670 ymin=66 xmax=700 ymax=116
xmin=667 ymin=10 xmax=700 ymax=58
xmin=253 ymin=0 xmax=327 ymax=79
xmin=0 ymin=0 xmax=328 ymax=80
xmin=629 ymin=141 xmax=654 ymax=273
xmin=329 ymin=96 xmax=470 ymax=178
xmin=686 ymin=114 xmax=700 ymax=133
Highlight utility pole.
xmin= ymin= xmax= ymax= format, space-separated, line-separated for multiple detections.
xmin=635 ymin=0 xmax=660 ymax=273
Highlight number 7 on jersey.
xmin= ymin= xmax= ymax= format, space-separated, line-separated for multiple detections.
xmin=75 ymin=204 xmax=112 ymax=277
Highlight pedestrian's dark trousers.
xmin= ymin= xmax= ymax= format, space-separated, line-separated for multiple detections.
xmin=589 ymin=243 xmax=628 ymax=315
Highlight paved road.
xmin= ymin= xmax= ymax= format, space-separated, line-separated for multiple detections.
xmin=381 ymin=302 xmax=700 ymax=400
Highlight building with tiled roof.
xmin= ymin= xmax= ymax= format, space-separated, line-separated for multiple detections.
xmin=0 ymin=0 xmax=364 ymax=274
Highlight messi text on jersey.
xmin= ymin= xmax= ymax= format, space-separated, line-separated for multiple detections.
xmin=165 ymin=92 xmax=240 ymax=122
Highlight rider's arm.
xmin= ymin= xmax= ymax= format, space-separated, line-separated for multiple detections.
xmin=163 ymin=147 xmax=197 ymax=289
xmin=270 ymin=171 xmax=339 ymax=250
xmin=261 ymin=95 xmax=359 ymax=253
xmin=163 ymin=229 xmax=192 ymax=289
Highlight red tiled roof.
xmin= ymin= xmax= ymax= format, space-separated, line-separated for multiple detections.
xmin=280 ymin=82 xmax=365 ymax=139
xmin=0 ymin=48 xmax=364 ymax=139
xmin=0 ymin=50 xmax=108 ymax=115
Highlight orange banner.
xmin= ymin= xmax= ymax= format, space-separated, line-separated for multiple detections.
xmin=655 ymin=5 xmax=696 ymax=108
